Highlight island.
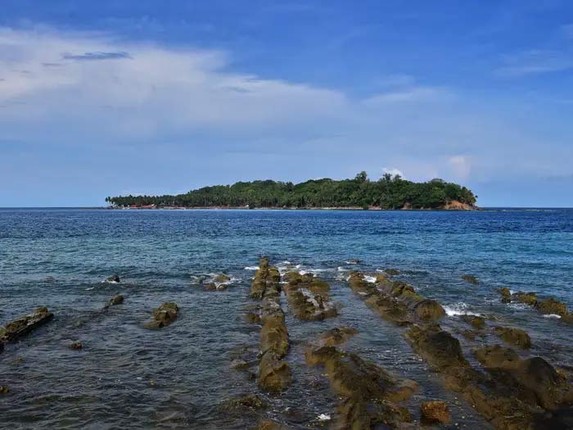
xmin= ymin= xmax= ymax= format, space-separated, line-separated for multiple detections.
xmin=105 ymin=172 xmax=477 ymax=210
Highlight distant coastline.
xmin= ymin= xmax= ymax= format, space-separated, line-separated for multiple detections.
xmin=106 ymin=172 xmax=478 ymax=211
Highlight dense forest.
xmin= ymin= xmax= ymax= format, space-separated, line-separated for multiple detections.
xmin=106 ymin=172 xmax=477 ymax=210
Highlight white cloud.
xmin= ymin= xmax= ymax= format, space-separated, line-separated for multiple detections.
xmin=382 ymin=167 xmax=404 ymax=178
xmin=0 ymin=27 xmax=347 ymax=138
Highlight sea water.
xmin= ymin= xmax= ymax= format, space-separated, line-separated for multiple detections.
xmin=1 ymin=208 xmax=572 ymax=428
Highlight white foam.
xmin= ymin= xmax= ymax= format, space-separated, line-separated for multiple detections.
xmin=317 ymin=414 xmax=331 ymax=421
xmin=364 ymin=275 xmax=377 ymax=283
xmin=443 ymin=303 xmax=481 ymax=317
xmin=543 ymin=314 xmax=562 ymax=319
xmin=337 ymin=266 xmax=348 ymax=272
xmin=244 ymin=266 xmax=259 ymax=271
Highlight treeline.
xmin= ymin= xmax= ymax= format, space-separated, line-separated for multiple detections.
xmin=106 ymin=172 xmax=477 ymax=210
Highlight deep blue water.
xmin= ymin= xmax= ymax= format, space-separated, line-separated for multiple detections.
xmin=1 ymin=208 xmax=572 ymax=429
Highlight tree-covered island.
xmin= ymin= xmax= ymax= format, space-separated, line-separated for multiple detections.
xmin=106 ymin=172 xmax=477 ymax=210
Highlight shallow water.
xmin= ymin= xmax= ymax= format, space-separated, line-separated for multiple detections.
xmin=1 ymin=208 xmax=572 ymax=428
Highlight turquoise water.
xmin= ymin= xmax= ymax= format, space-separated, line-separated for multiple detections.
xmin=1 ymin=208 xmax=572 ymax=428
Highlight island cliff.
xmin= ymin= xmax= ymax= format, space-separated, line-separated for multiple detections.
xmin=106 ymin=172 xmax=477 ymax=210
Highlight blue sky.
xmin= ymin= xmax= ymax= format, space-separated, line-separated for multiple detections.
xmin=0 ymin=0 xmax=572 ymax=207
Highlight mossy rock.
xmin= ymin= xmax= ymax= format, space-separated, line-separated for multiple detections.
xmin=412 ymin=299 xmax=446 ymax=322
xmin=420 ymin=400 xmax=451 ymax=425
xmin=461 ymin=315 xmax=486 ymax=330
xmin=499 ymin=287 xmax=512 ymax=303
xmin=494 ymin=326 xmax=531 ymax=349
xmin=514 ymin=292 xmax=537 ymax=306
xmin=220 ymin=394 xmax=268 ymax=412
xmin=535 ymin=298 xmax=568 ymax=317
xmin=145 ymin=302 xmax=179 ymax=329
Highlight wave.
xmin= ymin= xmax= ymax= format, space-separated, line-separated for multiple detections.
xmin=443 ymin=303 xmax=481 ymax=317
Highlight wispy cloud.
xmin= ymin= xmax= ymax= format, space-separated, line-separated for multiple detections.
xmin=62 ymin=51 xmax=131 ymax=61
xmin=495 ymin=49 xmax=573 ymax=77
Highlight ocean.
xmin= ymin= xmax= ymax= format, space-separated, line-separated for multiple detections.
xmin=1 ymin=208 xmax=572 ymax=429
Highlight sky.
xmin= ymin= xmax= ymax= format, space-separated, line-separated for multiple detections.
xmin=0 ymin=0 xmax=572 ymax=207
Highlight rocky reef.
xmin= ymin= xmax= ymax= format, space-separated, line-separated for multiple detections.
xmin=283 ymin=271 xmax=337 ymax=321
xmin=500 ymin=288 xmax=573 ymax=323
xmin=250 ymin=257 xmax=291 ymax=393
xmin=0 ymin=307 xmax=54 ymax=347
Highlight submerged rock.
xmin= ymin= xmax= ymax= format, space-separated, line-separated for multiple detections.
xmin=461 ymin=274 xmax=479 ymax=285
xmin=220 ymin=394 xmax=268 ymax=412
xmin=493 ymin=326 xmax=531 ymax=349
xmin=108 ymin=294 xmax=124 ymax=306
xmin=384 ymin=268 xmax=400 ymax=276
xmin=106 ymin=274 xmax=120 ymax=283
xmin=144 ymin=302 xmax=179 ymax=329
xmin=0 ymin=307 xmax=54 ymax=344
xmin=256 ymin=420 xmax=289 ymax=430
xmin=69 ymin=341 xmax=83 ymax=350
xmin=0 ymin=386 xmax=9 ymax=394
xmin=420 ymin=400 xmax=451 ymax=425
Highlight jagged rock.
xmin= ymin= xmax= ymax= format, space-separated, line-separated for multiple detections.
xmin=284 ymin=271 xmax=337 ymax=321
xmin=420 ymin=401 xmax=451 ymax=424
xmin=144 ymin=302 xmax=179 ymax=329
xmin=0 ymin=307 xmax=54 ymax=343
xmin=462 ymin=315 xmax=486 ymax=330
xmin=69 ymin=341 xmax=83 ymax=350
xmin=494 ymin=326 xmax=531 ymax=349
xmin=461 ymin=274 xmax=479 ymax=285
xmin=108 ymin=294 xmax=124 ymax=306
xmin=106 ymin=274 xmax=120 ymax=283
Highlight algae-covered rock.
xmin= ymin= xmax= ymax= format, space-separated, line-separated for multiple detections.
xmin=0 ymin=386 xmax=9 ymax=395
xmin=220 ymin=394 xmax=268 ymax=412
xmin=1 ymin=307 xmax=54 ymax=343
xmin=420 ymin=400 xmax=451 ymax=424
xmin=306 ymin=345 xmax=415 ymax=428
xmin=499 ymin=287 xmax=512 ymax=303
xmin=535 ymin=298 xmax=568 ymax=317
xmin=245 ymin=312 xmax=261 ymax=324
xmin=514 ymin=292 xmax=537 ymax=306
xmin=316 ymin=327 xmax=358 ymax=347
xmin=494 ymin=326 xmax=531 ymax=349
xmin=145 ymin=302 xmax=179 ymax=329
xmin=461 ymin=315 xmax=486 ymax=330
xmin=108 ymin=294 xmax=124 ymax=306
xmin=461 ymin=274 xmax=479 ymax=285
xmin=412 ymin=299 xmax=446 ymax=322
xmin=406 ymin=325 xmax=468 ymax=371
xmin=256 ymin=420 xmax=289 ymax=430
xmin=258 ymin=353 xmax=292 ymax=393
